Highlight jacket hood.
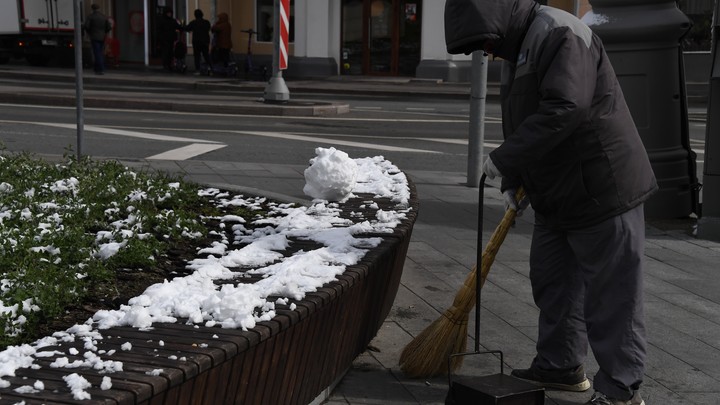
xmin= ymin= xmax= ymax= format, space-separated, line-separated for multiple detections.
xmin=444 ymin=0 xmax=538 ymax=61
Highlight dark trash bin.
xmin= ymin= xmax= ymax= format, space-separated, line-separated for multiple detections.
xmin=586 ymin=0 xmax=700 ymax=219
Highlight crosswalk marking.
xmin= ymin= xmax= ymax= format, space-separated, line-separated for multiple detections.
xmin=147 ymin=143 xmax=227 ymax=160
xmin=36 ymin=122 xmax=222 ymax=144
xmin=238 ymin=130 xmax=442 ymax=154
xmin=20 ymin=121 xmax=226 ymax=161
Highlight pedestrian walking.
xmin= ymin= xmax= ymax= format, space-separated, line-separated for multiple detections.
xmin=444 ymin=1 xmax=657 ymax=404
xmin=211 ymin=12 xmax=233 ymax=67
xmin=157 ymin=7 xmax=182 ymax=71
xmin=184 ymin=9 xmax=212 ymax=75
xmin=83 ymin=3 xmax=111 ymax=75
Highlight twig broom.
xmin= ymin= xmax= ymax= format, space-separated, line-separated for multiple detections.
xmin=398 ymin=187 xmax=525 ymax=378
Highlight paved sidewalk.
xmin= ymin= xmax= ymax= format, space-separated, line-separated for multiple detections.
xmin=2 ymin=65 xmax=720 ymax=405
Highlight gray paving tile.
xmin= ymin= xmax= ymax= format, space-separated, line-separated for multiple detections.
xmin=647 ymin=234 xmax=720 ymax=257
xmin=645 ymin=336 xmax=718 ymax=394
xmin=654 ymin=291 xmax=720 ymax=326
xmin=327 ymin=352 xmax=420 ymax=404
xmin=681 ymin=393 xmax=720 ymax=405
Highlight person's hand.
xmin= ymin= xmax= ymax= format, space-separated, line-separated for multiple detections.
xmin=503 ymin=188 xmax=530 ymax=217
xmin=482 ymin=157 xmax=502 ymax=179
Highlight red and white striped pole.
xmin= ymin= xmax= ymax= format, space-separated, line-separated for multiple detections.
xmin=279 ymin=0 xmax=290 ymax=70
xmin=263 ymin=0 xmax=290 ymax=102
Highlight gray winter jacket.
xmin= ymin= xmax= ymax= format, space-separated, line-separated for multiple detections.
xmin=445 ymin=0 xmax=657 ymax=229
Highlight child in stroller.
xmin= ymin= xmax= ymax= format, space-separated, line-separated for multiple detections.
xmin=171 ymin=32 xmax=188 ymax=73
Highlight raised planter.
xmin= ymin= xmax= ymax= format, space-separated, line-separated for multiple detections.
xmin=0 ymin=181 xmax=418 ymax=405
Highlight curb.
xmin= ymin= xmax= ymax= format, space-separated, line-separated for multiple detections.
xmin=0 ymin=66 xmax=485 ymax=100
xmin=0 ymin=92 xmax=350 ymax=117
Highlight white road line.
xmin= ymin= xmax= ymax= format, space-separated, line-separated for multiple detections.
xmin=2 ymin=120 xmax=227 ymax=161
xmin=419 ymin=138 xmax=503 ymax=148
xmin=147 ymin=143 xmax=227 ymax=160
xmin=238 ymin=130 xmax=442 ymax=154
xmin=0 ymin=104 xmax=473 ymax=123
xmin=406 ymin=107 xmax=435 ymax=111
xmin=30 ymin=122 xmax=221 ymax=144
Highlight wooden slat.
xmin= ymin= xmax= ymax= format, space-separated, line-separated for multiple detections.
xmin=0 ymin=392 xmax=76 ymax=405
xmin=222 ymin=350 xmax=248 ymax=404
xmin=1 ymin=374 xmax=119 ymax=405
xmin=15 ymin=368 xmax=141 ymax=405
xmin=277 ymin=308 xmax=310 ymax=404
xmin=202 ymin=355 xmax=234 ymax=405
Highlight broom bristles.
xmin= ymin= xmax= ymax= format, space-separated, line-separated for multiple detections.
xmin=398 ymin=188 xmax=525 ymax=378
xmin=398 ymin=268 xmax=477 ymax=377
xmin=398 ymin=307 xmax=469 ymax=378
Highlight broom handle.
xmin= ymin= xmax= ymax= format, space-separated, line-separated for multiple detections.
xmin=451 ymin=186 xmax=526 ymax=313
xmin=474 ymin=181 xmax=526 ymax=352
xmin=480 ymin=186 xmax=526 ymax=286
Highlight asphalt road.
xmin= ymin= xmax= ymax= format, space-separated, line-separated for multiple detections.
xmin=0 ymin=95 xmax=505 ymax=177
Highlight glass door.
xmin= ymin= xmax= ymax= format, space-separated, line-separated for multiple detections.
xmin=341 ymin=0 xmax=421 ymax=76
xmin=398 ymin=0 xmax=421 ymax=76
xmin=341 ymin=0 xmax=364 ymax=74
xmin=368 ymin=0 xmax=394 ymax=74
xmin=115 ymin=0 xmax=146 ymax=63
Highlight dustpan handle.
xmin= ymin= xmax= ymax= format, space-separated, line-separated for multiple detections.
xmin=476 ymin=174 xmax=486 ymax=352
xmin=445 ymin=174 xmax=503 ymax=389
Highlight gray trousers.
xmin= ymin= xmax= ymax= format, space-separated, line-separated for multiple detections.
xmin=529 ymin=204 xmax=646 ymax=400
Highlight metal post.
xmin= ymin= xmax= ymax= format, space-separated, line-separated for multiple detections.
xmin=73 ymin=0 xmax=84 ymax=159
xmin=263 ymin=0 xmax=290 ymax=103
xmin=697 ymin=0 xmax=720 ymax=241
xmin=144 ymin=0 xmax=150 ymax=67
xmin=467 ymin=51 xmax=488 ymax=187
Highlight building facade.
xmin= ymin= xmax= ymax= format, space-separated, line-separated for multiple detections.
xmin=90 ymin=0 xmax=711 ymax=82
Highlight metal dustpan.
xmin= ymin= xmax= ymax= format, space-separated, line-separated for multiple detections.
xmin=445 ymin=175 xmax=544 ymax=405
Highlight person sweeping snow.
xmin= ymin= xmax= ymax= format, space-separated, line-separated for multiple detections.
xmin=442 ymin=1 xmax=657 ymax=404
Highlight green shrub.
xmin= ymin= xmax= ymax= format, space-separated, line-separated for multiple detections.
xmin=0 ymin=152 xmax=253 ymax=349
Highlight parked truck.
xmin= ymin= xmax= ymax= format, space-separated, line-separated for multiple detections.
xmin=0 ymin=0 xmax=77 ymax=65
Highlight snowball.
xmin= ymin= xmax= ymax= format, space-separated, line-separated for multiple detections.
xmin=303 ymin=147 xmax=358 ymax=201
xmin=101 ymin=376 xmax=112 ymax=390
xmin=63 ymin=373 xmax=91 ymax=400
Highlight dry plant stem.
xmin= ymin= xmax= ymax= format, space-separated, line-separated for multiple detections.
xmin=398 ymin=188 xmax=525 ymax=378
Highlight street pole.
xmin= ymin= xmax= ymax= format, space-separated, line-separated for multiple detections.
xmin=73 ymin=0 xmax=84 ymax=159
xmin=697 ymin=0 xmax=720 ymax=241
xmin=144 ymin=0 xmax=150 ymax=67
xmin=263 ymin=0 xmax=290 ymax=103
xmin=467 ymin=51 xmax=488 ymax=187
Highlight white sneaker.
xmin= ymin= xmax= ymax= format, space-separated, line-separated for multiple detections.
xmin=586 ymin=391 xmax=645 ymax=405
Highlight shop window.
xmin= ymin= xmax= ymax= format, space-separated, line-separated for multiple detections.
xmin=256 ymin=0 xmax=294 ymax=43
xmin=678 ymin=0 xmax=712 ymax=51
